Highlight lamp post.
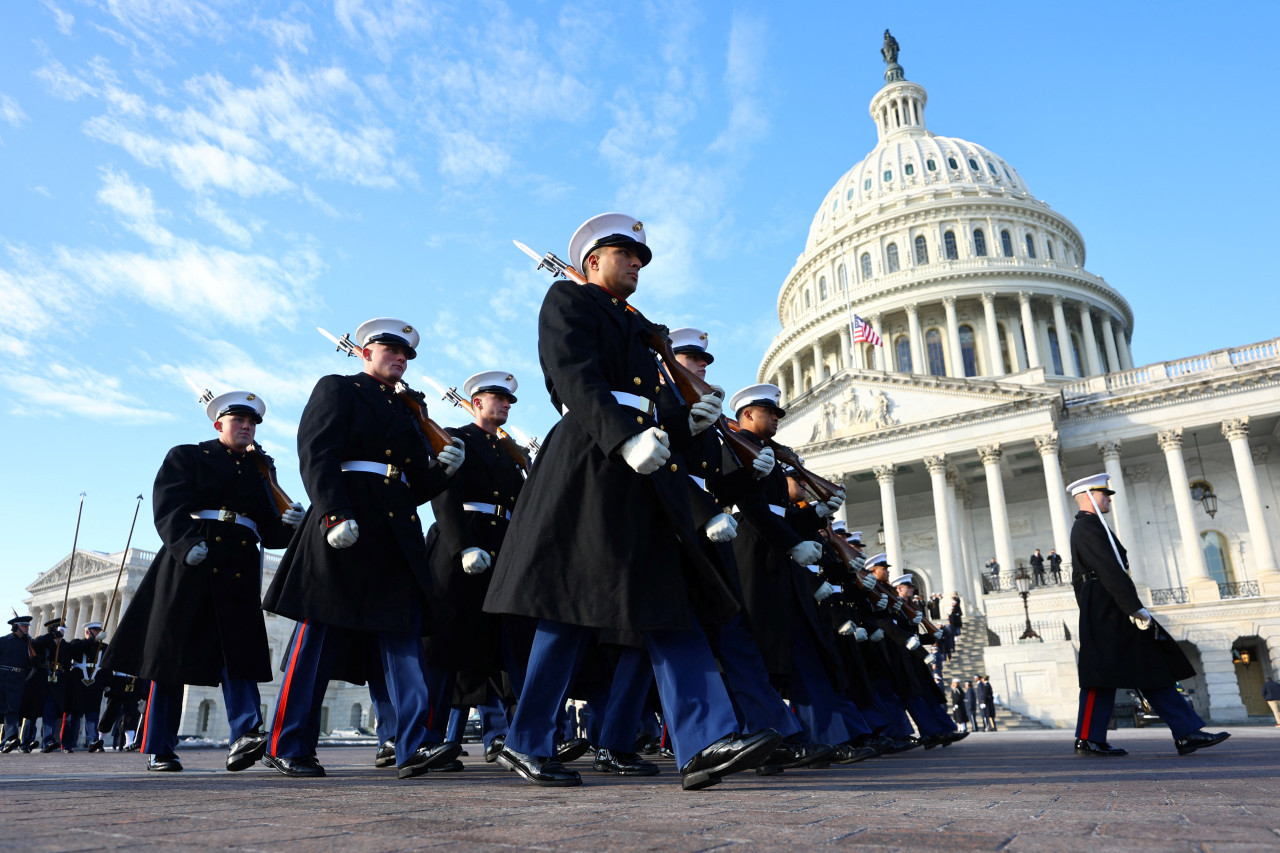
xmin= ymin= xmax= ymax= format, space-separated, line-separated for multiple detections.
xmin=1014 ymin=567 xmax=1040 ymax=640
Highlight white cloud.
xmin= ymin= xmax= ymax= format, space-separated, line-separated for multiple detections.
xmin=709 ymin=13 xmax=768 ymax=155
xmin=0 ymin=95 xmax=28 ymax=127
xmin=0 ymin=362 xmax=175 ymax=423
xmin=192 ymin=198 xmax=255 ymax=247
xmin=251 ymin=12 xmax=313 ymax=54
xmin=335 ymin=0 xmax=437 ymax=63
xmin=97 ymin=166 xmax=173 ymax=246
xmin=34 ymin=59 xmax=99 ymax=101
xmin=43 ymin=0 xmax=75 ymax=35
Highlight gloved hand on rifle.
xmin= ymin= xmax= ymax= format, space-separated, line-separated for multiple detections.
xmin=837 ymin=620 xmax=858 ymax=636
xmin=751 ymin=447 xmax=775 ymax=480
xmin=859 ymin=572 xmax=877 ymax=591
xmin=906 ymin=636 xmax=921 ymax=651
xmin=933 ymin=628 xmax=945 ymax=640
xmin=688 ymin=390 xmax=722 ymax=435
xmin=891 ymin=597 xmax=904 ymax=613
xmin=869 ymin=628 xmax=885 ymax=643
xmin=184 ymin=542 xmax=209 ymax=566
xmin=874 ymin=592 xmax=889 ymax=611
xmin=326 ymin=518 xmax=359 ymax=549
xmin=704 ymin=513 xmax=738 ymax=543
xmin=1129 ymin=607 xmax=1153 ymax=630
xmin=911 ymin=609 xmax=923 ymax=625
xmin=814 ymin=489 xmax=845 ymax=519
xmin=619 ymin=427 xmax=670 ymax=474
xmin=851 ymin=625 xmax=869 ymax=642
xmin=437 ymin=438 xmax=465 ymax=477
xmin=788 ymin=540 xmax=822 ymax=566
xmin=460 ymin=547 xmax=491 ymax=575
xmin=281 ymin=502 xmax=305 ymax=528
xmin=813 ymin=581 xmax=835 ymax=602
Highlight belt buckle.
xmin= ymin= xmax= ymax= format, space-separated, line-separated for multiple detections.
xmin=494 ymin=505 xmax=506 ymax=518
xmin=386 ymin=464 xmax=401 ymax=479
xmin=217 ymin=509 xmax=237 ymax=523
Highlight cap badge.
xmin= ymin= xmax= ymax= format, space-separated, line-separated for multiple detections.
xmin=632 ymin=221 xmax=643 ymax=232
xmin=246 ymin=394 xmax=256 ymax=401
xmin=698 ymin=333 xmax=707 ymax=341
xmin=505 ymin=375 xmax=514 ymax=382
xmin=402 ymin=325 xmax=414 ymax=334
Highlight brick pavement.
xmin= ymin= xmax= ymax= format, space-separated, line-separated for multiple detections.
xmin=2 ymin=728 xmax=1278 ymax=852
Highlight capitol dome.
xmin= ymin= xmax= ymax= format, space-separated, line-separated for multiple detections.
xmin=759 ymin=48 xmax=1134 ymax=402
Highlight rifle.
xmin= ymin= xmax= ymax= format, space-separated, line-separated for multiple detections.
xmin=317 ymin=327 xmax=453 ymax=456
xmin=184 ymin=377 xmax=294 ymax=516
xmin=512 ymin=240 xmax=761 ymax=468
xmin=49 ymin=492 xmax=85 ymax=681
xmin=722 ymin=418 xmax=841 ymax=503
xmin=87 ymin=494 xmax=144 ymax=685
xmin=420 ymin=375 xmax=533 ymax=475
xmin=819 ymin=525 xmax=941 ymax=638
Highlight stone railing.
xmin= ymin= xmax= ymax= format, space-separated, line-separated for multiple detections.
xmin=1061 ymin=337 xmax=1280 ymax=401
xmin=980 ymin=569 xmax=1067 ymax=594
xmin=1150 ymin=587 xmax=1190 ymax=605
xmin=1218 ymin=581 xmax=1260 ymax=599
xmin=992 ymin=619 xmax=1073 ymax=645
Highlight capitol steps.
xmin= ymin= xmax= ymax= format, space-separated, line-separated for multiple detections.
xmin=936 ymin=610 xmax=1053 ymax=730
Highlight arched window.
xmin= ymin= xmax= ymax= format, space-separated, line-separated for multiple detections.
xmin=1025 ymin=233 xmax=1036 ymax=258
xmin=837 ymin=264 xmax=847 ymax=291
xmin=350 ymin=703 xmax=364 ymax=727
xmin=886 ymin=243 xmax=900 ymax=273
xmin=973 ymin=229 xmax=987 ymax=257
xmin=895 ymin=336 xmax=913 ymax=373
xmin=198 ymin=700 xmax=215 ymax=734
xmin=944 ymin=230 xmax=958 ymax=260
xmin=804 ymin=290 xmax=811 ymax=308
xmin=1000 ymin=230 xmax=1014 ymax=257
xmin=862 ymin=343 xmax=875 ymax=368
xmin=926 ymin=329 xmax=946 ymax=376
xmin=959 ymin=324 xmax=978 ymax=376
xmin=1048 ymin=327 xmax=1064 ymax=375
xmin=914 ymin=235 xmax=928 ymax=264
xmin=998 ymin=322 xmax=1014 ymax=373
xmin=1201 ymin=530 xmax=1236 ymax=585
xmin=818 ymin=276 xmax=827 ymax=300
xmin=1046 ymin=238 xmax=1054 ymax=260
xmin=861 ymin=253 xmax=873 ymax=280
xmin=1070 ymin=333 xmax=1084 ymax=375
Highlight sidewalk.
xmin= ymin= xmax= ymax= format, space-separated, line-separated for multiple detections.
xmin=2 ymin=728 xmax=1277 ymax=852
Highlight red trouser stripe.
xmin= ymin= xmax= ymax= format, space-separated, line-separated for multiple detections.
xmin=139 ymin=681 xmax=156 ymax=751
xmin=270 ymin=620 xmax=308 ymax=757
xmin=60 ymin=712 xmax=67 ymax=744
xmin=1080 ymin=688 xmax=1096 ymax=738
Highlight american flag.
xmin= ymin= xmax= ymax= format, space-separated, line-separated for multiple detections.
xmin=852 ymin=314 xmax=882 ymax=346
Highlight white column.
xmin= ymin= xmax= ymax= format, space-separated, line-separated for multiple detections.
xmin=1118 ymin=330 xmax=1135 ymax=370
xmin=1223 ymin=418 xmax=1280 ymax=593
xmin=790 ymin=356 xmax=802 ymax=396
xmin=1019 ymin=292 xmax=1041 ymax=368
xmin=874 ymin=464 xmax=902 ymax=570
xmin=925 ymin=455 xmax=960 ymax=598
xmin=1157 ymin=428 xmax=1219 ymax=602
xmin=1097 ymin=441 xmax=1141 ymax=583
xmin=1100 ymin=315 xmax=1121 ymax=373
xmin=79 ymin=595 xmax=96 ymax=634
xmin=1006 ymin=311 xmax=1027 ymax=371
xmin=979 ymin=444 xmax=1015 ymax=579
xmin=981 ymin=293 xmax=1004 ymax=377
xmin=839 ymin=325 xmax=852 ymax=372
xmin=775 ymin=371 xmax=788 ymax=403
xmin=871 ymin=315 xmax=885 ymax=371
xmin=29 ymin=605 xmax=42 ymax=628
xmin=943 ymin=296 xmax=963 ymax=377
xmin=811 ymin=339 xmax=825 ymax=385
xmin=1078 ymin=302 xmax=1103 ymax=376
xmin=65 ymin=599 xmax=81 ymax=635
xmin=906 ymin=304 xmax=924 ymax=374
xmin=1035 ymin=434 xmax=1073 ymax=565
xmin=1051 ymin=296 xmax=1078 ymax=377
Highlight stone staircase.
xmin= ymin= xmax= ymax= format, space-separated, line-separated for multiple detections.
xmin=935 ymin=610 xmax=1053 ymax=730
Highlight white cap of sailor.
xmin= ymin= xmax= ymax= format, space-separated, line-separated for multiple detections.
xmin=848 ymin=530 xmax=863 ymax=544
xmin=669 ymin=327 xmax=714 ymax=364
xmin=830 ymin=519 xmax=847 ymax=533
xmin=355 ymin=318 xmax=420 ymax=360
xmin=569 ymin=212 xmax=651 ymax=274
xmin=1067 ymin=473 xmax=1115 ymax=496
xmin=729 ymin=383 xmax=786 ymax=418
xmin=463 ymin=371 xmax=518 ymax=403
xmin=891 ymin=574 xmax=915 ymax=588
xmin=866 ymin=552 xmax=890 ymax=568
xmin=83 ymin=621 xmax=103 ymax=631
xmin=205 ymin=391 xmax=266 ymax=424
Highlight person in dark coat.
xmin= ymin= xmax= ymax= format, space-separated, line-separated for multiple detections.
xmin=963 ymin=679 xmax=979 ymax=729
xmin=1030 ymin=549 xmax=1046 ymax=586
xmin=1068 ymin=473 xmax=1229 ymax=757
xmin=0 ymin=615 xmax=34 ymax=752
xmin=1048 ymin=549 xmax=1063 ymax=584
xmin=97 ymin=672 xmax=149 ymax=750
xmin=28 ymin=619 xmax=71 ymax=751
xmin=263 ymin=318 xmax=463 ymax=780
xmin=980 ymin=675 xmax=997 ymax=731
xmin=949 ymin=680 xmax=969 ymax=731
xmin=484 ymin=213 xmax=780 ymax=790
xmin=948 ymin=594 xmax=963 ymax=636
xmin=64 ymin=621 xmax=108 ymax=751
xmin=104 ymin=390 xmax=302 ymax=773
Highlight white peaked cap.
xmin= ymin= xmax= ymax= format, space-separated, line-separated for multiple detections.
xmin=569 ymin=212 xmax=651 ymax=274
xmin=206 ymin=391 xmax=266 ymax=423
xmin=83 ymin=621 xmax=103 ymax=631
xmin=463 ymin=371 xmax=519 ymax=401
xmin=669 ymin=327 xmax=713 ymax=363
xmin=355 ymin=317 xmax=420 ymax=359
xmin=1067 ymin=473 xmax=1115 ymax=496
xmin=848 ymin=531 xmax=863 ymax=542
xmin=830 ymin=519 xmax=847 ymax=532
xmin=729 ymin=383 xmax=785 ymax=416
xmin=891 ymin=574 xmax=915 ymax=587
xmin=866 ymin=552 xmax=890 ymax=567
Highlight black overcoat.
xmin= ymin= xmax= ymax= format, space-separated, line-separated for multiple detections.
xmin=103 ymin=440 xmax=293 ymax=686
xmin=1071 ymin=510 xmax=1195 ymax=689
xmin=423 ymin=423 xmax=524 ymax=672
xmin=263 ymin=373 xmax=451 ymax=632
xmin=484 ymin=280 xmax=737 ymax=632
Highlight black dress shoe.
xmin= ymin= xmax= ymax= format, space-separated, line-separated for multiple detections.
xmin=555 ymin=737 xmax=591 ymax=764
xmin=87 ymin=739 xmax=105 ymax=753
xmin=484 ymin=734 xmax=506 ymax=764
xmin=397 ymin=742 xmax=463 ymax=779
xmin=943 ymin=730 xmax=969 ymax=746
xmin=375 ymin=740 xmax=397 ymax=768
xmin=1175 ymin=730 xmax=1230 ymax=756
xmin=921 ymin=732 xmax=948 ymax=750
xmin=756 ymin=741 xmax=834 ymax=775
xmin=226 ymin=729 xmax=268 ymax=772
xmin=499 ymin=746 xmax=582 ymax=787
xmin=0 ymin=737 xmax=17 ymax=753
xmin=832 ymin=742 xmax=878 ymax=763
xmin=262 ymin=753 xmax=326 ymax=777
xmin=594 ymin=749 xmax=661 ymax=776
xmin=20 ymin=744 xmax=34 ymax=753
xmin=1074 ymin=738 xmax=1128 ymax=756
xmin=125 ymin=742 xmax=140 ymax=752
xmin=40 ymin=742 xmax=58 ymax=753
xmin=680 ymin=729 xmax=783 ymax=791
xmin=429 ymin=758 xmax=465 ymax=772
xmin=147 ymin=753 xmax=183 ymax=772
xmin=882 ymin=736 xmax=920 ymax=754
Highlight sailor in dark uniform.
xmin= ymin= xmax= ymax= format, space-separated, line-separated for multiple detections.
xmin=28 ymin=619 xmax=71 ymax=752
xmin=0 ymin=615 xmax=34 ymax=752
xmin=97 ymin=671 xmax=149 ymax=750
xmin=65 ymin=621 xmax=108 ymax=751
xmin=1068 ymin=473 xmax=1230 ymax=757
xmin=263 ymin=318 xmax=465 ymax=779
xmin=484 ymin=214 xmax=781 ymax=790
xmin=103 ymin=390 xmax=304 ymax=772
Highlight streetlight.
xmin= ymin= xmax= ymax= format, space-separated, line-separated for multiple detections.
xmin=1014 ymin=567 xmax=1041 ymax=641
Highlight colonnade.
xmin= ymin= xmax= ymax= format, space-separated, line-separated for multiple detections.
xmin=28 ymin=589 xmax=129 ymax=638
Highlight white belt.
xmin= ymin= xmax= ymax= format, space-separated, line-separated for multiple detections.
xmin=807 ymin=564 xmax=820 ymax=573
xmin=561 ymin=391 xmax=656 ymax=418
xmin=463 ymin=502 xmax=511 ymax=520
xmin=341 ymin=461 xmax=407 ymax=483
xmin=191 ymin=510 xmax=259 ymax=535
xmin=689 ymin=475 xmax=707 ymax=491
xmin=768 ymin=504 xmax=786 ymax=517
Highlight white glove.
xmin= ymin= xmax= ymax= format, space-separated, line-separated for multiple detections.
xmin=869 ymin=628 xmax=885 ymax=643
xmin=788 ymin=540 xmax=822 ymax=566
xmin=437 ymin=438 xmax=465 ymax=477
xmin=906 ymin=636 xmax=921 ymax=651
xmin=813 ymin=581 xmax=835 ymax=602
xmin=1129 ymin=607 xmax=1153 ymax=630
xmin=688 ymin=392 xmax=721 ymax=435
xmin=184 ymin=541 xmax=208 ymax=565
xmin=874 ymin=593 xmax=889 ymax=611
xmin=704 ymin=513 xmax=738 ymax=543
xmin=859 ymin=572 xmax=877 ymax=591
xmin=751 ymin=447 xmax=775 ymax=480
xmin=933 ymin=629 xmax=944 ymax=640
xmin=619 ymin=427 xmax=671 ymax=474
xmin=281 ymin=502 xmax=305 ymax=528
xmin=825 ymin=489 xmax=846 ymax=513
xmin=814 ymin=501 xmax=834 ymax=519
xmin=460 ymin=547 xmax=492 ymax=575
xmin=326 ymin=519 xmax=359 ymax=549
xmin=853 ymin=626 xmax=869 ymax=642
xmin=924 ymin=653 xmax=936 ymax=665
xmin=891 ymin=598 xmax=904 ymax=613
xmin=912 ymin=610 xmax=923 ymax=625
xmin=837 ymin=620 xmax=857 ymax=636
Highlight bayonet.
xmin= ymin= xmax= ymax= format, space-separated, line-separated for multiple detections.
xmin=318 ymin=327 xmax=362 ymax=358
xmin=183 ymin=376 xmax=214 ymax=406
xmin=513 ymin=240 xmax=586 ymax=284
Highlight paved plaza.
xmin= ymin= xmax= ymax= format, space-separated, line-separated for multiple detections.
xmin=2 ymin=728 xmax=1278 ymax=852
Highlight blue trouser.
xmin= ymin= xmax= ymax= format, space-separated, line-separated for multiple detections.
xmin=506 ymin=619 xmax=738 ymax=769
xmin=715 ymin=615 xmax=803 ymax=739
xmin=269 ymin=612 xmax=431 ymax=764
xmin=870 ymin=678 xmax=914 ymax=738
xmin=368 ymin=676 xmax=396 ymax=744
xmin=140 ymin=670 xmax=261 ymax=755
xmin=445 ymin=706 xmax=466 ymax=743
xmin=1 ymin=674 xmax=23 ymax=743
xmin=1076 ymin=686 xmax=1204 ymax=742
xmin=82 ymin=708 xmax=100 ymax=744
xmin=598 ymin=647 xmax=655 ymax=753
xmin=424 ymin=668 xmax=512 ymax=749
xmin=787 ymin=618 xmax=871 ymax=745
xmin=905 ymin=694 xmax=954 ymax=736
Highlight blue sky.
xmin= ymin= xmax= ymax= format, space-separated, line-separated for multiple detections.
xmin=3 ymin=1 xmax=1278 ymax=610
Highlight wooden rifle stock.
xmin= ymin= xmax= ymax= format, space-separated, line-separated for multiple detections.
xmin=394 ymin=383 xmax=453 ymax=456
xmin=722 ymin=418 xmax=840 ymax=502
xmin=819 ymin=527 xmax=942 ymax=638
xmin=247 ymin=445 xmax=294 ymax=517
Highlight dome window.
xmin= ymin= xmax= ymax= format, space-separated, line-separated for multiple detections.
xmin=904 ymin=163 xmax=915 ymax=176
xmin=973 ymin=229 xmax=987 ymax=257
xmin=895 ymin=336 xmax=913 ymax=373
xmin=864 ymin=178 xmax=872 ymax=191
xmin=967 ymin=158 xmax=979 ymax=170
xmin=846 ymin=188 xmax=855 ymax=201
xmin=1000 ymin=230 xmax=1014 ymax=258
xmin=1003 ymin=166 xmax=1013 ymax=181
xmin=926 ymin=329 xmax=946 ymax=376
xmin=804 ymin=290 xmax=811 ymax=308
xmin=959 ymin=324 xmax=978 ymax=377
xmin=944 ymin=230 xmax=958 ymax=260
xmin=947 ymin=156 xmax=958 ymax=170
xmin=1025 ymin=234 xmax=1036 ymax=259
xmin=926 ymin=158 xmax=937 ymax=171
xmin=831 ymin=199 xmax=838 ymax=212
xmin=883 ymin=170 xmax=893 ymax=182
xmin=819 ymin=276 xmax=828 ymax=300
xmin=1046 ymin=239 xmax=1055 ymax=260
xmin=886 ymin=243 xmax=900 ymax=273
xmin=914 ymin=235 xmax=929 ymax=265
xmin=861 ymin=252 xmax=873 ymax=281
xmin=987 ymin=161 xmax=998 ymax=175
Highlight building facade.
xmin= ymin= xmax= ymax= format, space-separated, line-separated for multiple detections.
xmin=758 ymin=46 xmax=1280 ymax=728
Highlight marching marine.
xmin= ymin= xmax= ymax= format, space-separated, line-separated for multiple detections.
xmin=0 ymin=614 xmax=34 ymax=752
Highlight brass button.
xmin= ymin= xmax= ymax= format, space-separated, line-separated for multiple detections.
xmin=670 ymin=463 xmax=678 ymax=472
xmin=221 ymin=506 xmax=227 ymax=510
xmin=329 ymin=515 xmax=337 ymax=522
xmin=490 ymin=551 xmax=496 ymax=557
xmin=490 ymin=521 xmax=497 ymax=527
xmin=384 ymin=477 xmax=391 ymax=484
xmin=702 ymin=461 xmax=708 ymax=468
xmin=215 ymin=536 xmax=222 ymax=543
xmin=636 ymin=416 xmax=644 ymax=424
xmin=212 ymin=568 xmax=218 ymax=574
xmin=633 ymin=377 xmax=641 ymax=386
xmin=241 ymin=541 xmax=247 ymax=546
xmin=385 ymin=450 xmax=392 ymax=457
xmin=388 ymin=512 xmax=394 ymax=518
xmin=493 ymin=491 xmax=500 ymax=497
xmin=654 ymin=386 xmax=660 ymax=394
xmin=234 ymin=572 xmax=241 ymax=579
xmin=405 ymin=458 xmax=411 ymax=464
xmin=410 ymin=514 xmax=417 ymax=521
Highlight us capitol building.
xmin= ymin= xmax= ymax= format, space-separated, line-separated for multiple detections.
xmin=759 ymin=35 xmax=1279 ymax=726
